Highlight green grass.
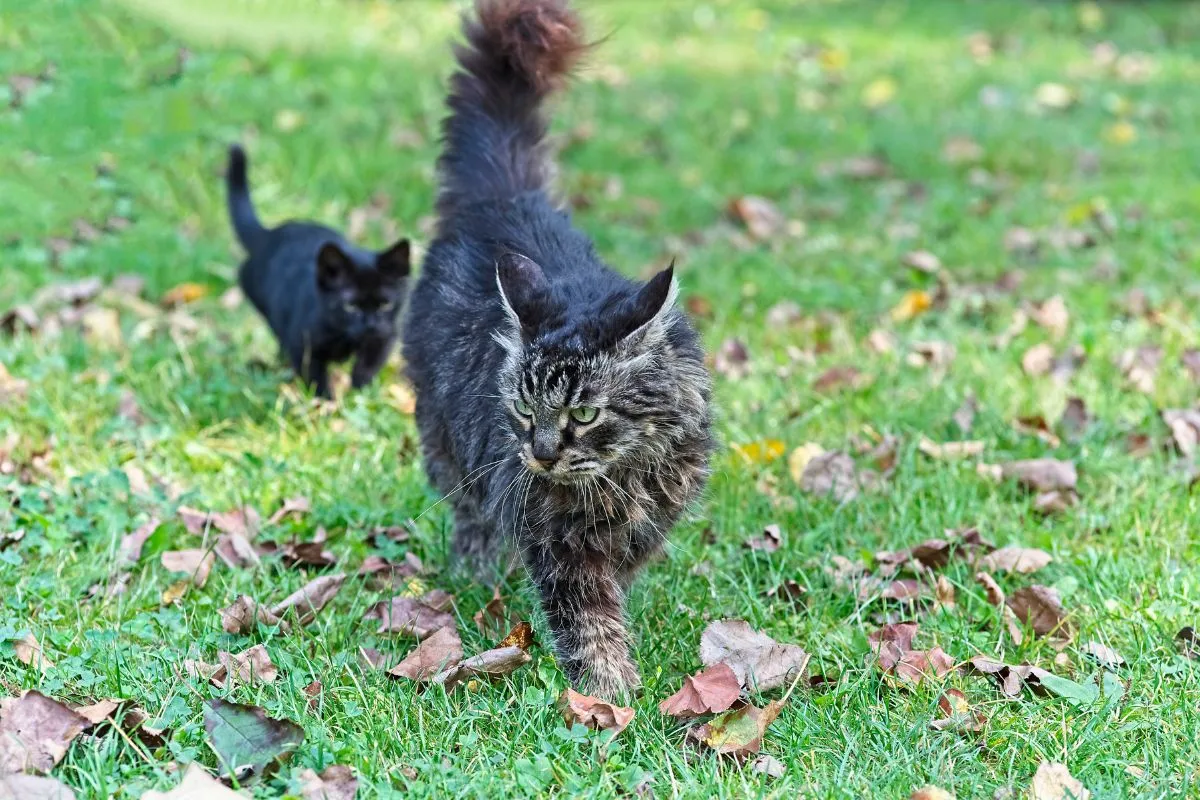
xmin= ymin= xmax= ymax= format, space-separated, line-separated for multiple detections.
xmin=3 ymin=0 xmax=1200 ymax=797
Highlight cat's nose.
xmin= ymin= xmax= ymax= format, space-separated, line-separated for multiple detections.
xmin=531 ymin=440 xmax=559 ymax=467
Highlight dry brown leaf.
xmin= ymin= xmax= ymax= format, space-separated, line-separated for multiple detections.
xmin=472 ymin=589 xmax=513 ymax=639
xmin=1081 ymin=641 xmax=1124 ymax=670
xmin=81 ymin=307 xmax=122 ymax=349
xmin=0 ymin=773 xmax=79 ymax=800
xmin=764 ymin=579 xmax=807 ymax=608
xmin=910 ymin=786 xmax=955 ymax=800
xmin=902 ymin=250 xmax=941 ymax=274
xmin=714 ymin=338 xmax=750 ymax=380
xmin=160 ymin=549 xmax=215 ymax=588
xmin=799 ymin=451 xmax=866 ymax=503
xmin=267 ymin=496 xmax=311 ymax=526
xmin=216 ymin=644 xmax=278 ymax=687
xmin=270 ymin=573 xmax=345 ymax=626
xmin=1022 ymin=343 xmax=1055 ymax=377
xmin=1029 ymin=296 xmax=1070 ymax=338
xmin=367 ymin=594 xmax=455 ymax=638
xmin=964 ymin=656 xmax=1052 ymax=697
xmin=866 ymin=328 xmax=897 ymax=355
xmin=907 ymin=340 xmax=955 ymax=370
xmin=1061 ymin=397 xmax=1091 ymax=439
xmin=388 ymin=626 xmax=464 ymax=682
xmin=699 ymin=620 xmax=808 ymax=691
xmin=433 ymin=646 xmax=531 ymax=691
xmin=1000 ymin=459 xmax=1077 ymax=493
xmin=868 ymin=624 xmax=955 ymax=687
xmin=1029 ymin=761 xmax=1091 ymax=800
xmin=13 ymin=633 xmax=54 ymax=672
xmin=744 ymin=523 xmax=782 ymax=553
xmin=979 ymin=546 xmax=1052 ymax=575
xmin=118 ymin=517 xmax=160 ymax=566
xmin=72 ymin=699 xmax=121 ymax=727
xmin=787 ymin=442 xmax=826 ymax=484
xmin=952 ymin=393 xmax=978 ymax=435
xmin=728 ymin=196 xmax=784 ymax=241
xmin=688 ymin=698 xmax=785 ymax=759
xmin=387 ymin=383 xmax=416 ymax=414
xmin=280 ymin=532 xmax=337 ymax=569
xmin=298 ymin=765 xmax=357 ymax=800
xmin=1176 ymin=627 xmax=1198 ymax=660
xmin=751 ymin=754 xmax=786 ymax=778
xmin=658 ymin=663 xmax=741 ymax=719
xmin=303 ymin=681 xmax=322 ymax=713
xmin=1007 ymin=585 xmax=1071 ymax=639
xmin=141 ymin=762 xmax=245 ymax=800
xmin=918 ymin=438 xmax=985 ymax=460
xmin=812 ymin=365 xmax=869 ymax=393
xmin=220 ymin=595 xmax=287 ymax=634
xmin=498 ymin=621 xmax=535 ymax=650
xmin=1118 ymin=346 xmax=1161 ymax=394
xmin=930 ymin=688 xmax=986 ymax=733
xmin=975 ymin=572 xmax=1005 ymax=606
xmin=0 ymin=691 xmax=88 ymax=773
xmin=1163 ymin=409 xmax=1200 ymax=458
xmin=558 ymin=689 xmax=634 ymax=736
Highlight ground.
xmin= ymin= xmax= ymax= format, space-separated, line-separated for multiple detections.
xmin=2 ymin=0 xmax=1199 ymax=797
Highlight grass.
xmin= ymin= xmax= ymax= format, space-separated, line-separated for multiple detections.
xmin=2 ymin=0 xmax=1200 ymax=797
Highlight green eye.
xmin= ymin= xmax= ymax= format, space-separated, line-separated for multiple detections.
xmin=570 ymin=406 xmax=600 ymax=424
xmin=513 ymin=398 xmax=533 ymax=417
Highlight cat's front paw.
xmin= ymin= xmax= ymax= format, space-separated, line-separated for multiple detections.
xmin=574 ymin=655 xmax=642 ymax=702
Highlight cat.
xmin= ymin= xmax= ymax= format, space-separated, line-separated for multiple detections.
xmin=401 ymin=0 xmax=713 ymax=699
xmin=225 ymin=144 xmax=411 ymax=399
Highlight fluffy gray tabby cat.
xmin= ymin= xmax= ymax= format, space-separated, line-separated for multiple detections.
xmin=401 ymin=0 xmax=713 ymax=698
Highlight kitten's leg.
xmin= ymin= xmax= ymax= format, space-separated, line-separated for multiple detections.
xmin=351 ymin=337 xmax=393 ymax=389
xmin=524 ymin=547 xmax=640 ymax=700
xmin=290 ymin=346 xmax=331 ymax=399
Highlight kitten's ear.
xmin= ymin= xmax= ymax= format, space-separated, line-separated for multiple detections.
xmin=496 ymin=252 xmax=550 ymax=331
xmin=376 ymin=239 xmax=411 ymax=280
xmin=317 ymin=243 xmax=354 ymax=290
xmin=615 ymin=262 xmax=678 ymax=347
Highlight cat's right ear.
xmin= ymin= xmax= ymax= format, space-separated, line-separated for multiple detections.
xmin=496 ymin=252 xmax=550 ymax=333
xmin=317 ymin=243 xmax=353 ymax=290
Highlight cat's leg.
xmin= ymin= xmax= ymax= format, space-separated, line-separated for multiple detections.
xmin=351 ymin=336 xmax=393 ymax=389
xmin=523 ymin=545 xmax=640 ymax=700
xmin=289 ymin=345 xmax=331 ymax=399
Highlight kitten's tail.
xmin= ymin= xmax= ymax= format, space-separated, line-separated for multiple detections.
xmin=437 ymin=0 xmax=587 ymax=215
xmin=225 ymin=144 xmax=267 ymax=252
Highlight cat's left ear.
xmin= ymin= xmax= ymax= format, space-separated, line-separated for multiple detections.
xmin=376 ymin=239 xmax=411 ymax=281
xmin=496 ymin=252 xmax=551 ymax=334
xmin=615 ymin=262 xmax=678 ymax=348
xmin=317 ymin=243 xmax=354 ymax=290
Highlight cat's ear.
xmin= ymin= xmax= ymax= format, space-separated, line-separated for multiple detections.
xmin=496 ymin=252 xmax=551 ymax=332
xmin=376 ymin=239 xmax=411 ymax=280
xmin=317 ymin=243 xmax=354 ymax=290
xmin=615 ymin=262 xmax=678 ymax=348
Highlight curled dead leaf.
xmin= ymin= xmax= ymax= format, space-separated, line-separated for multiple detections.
xmin=658 ymin=663 xmax=741 ymax=720
xmin=699 ymin=620 xmax=808 ymax=691
xmin=558 ymin=689 xmax=634 ymax=736
xmin=367 ymin=593 xmax=455 ymax=638
xmin=0 ymin=691 xmax=88 ymax=773
xmin=1006 ymin=585 xmax=1071 ymax=639
xmin=433 ymin=645 xmax=531 ymax=691
xmin=1029 ymin=761 xmax=1091 ymax=800
xmin=930 ymin=688 xmax=986 ymax=733
xmin=388 ymin=626 xmax=464 ymax=682
xmin=978 ymin=546 xmax=1052 ymax=575
xmin=918 ymin=438 xmax=985 ymax=460
xmin=1000 ymin=459 xmax=1077 ymax=493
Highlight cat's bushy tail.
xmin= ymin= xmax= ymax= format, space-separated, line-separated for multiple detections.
xmin=437 ymin=0 xmax=587 ymax=215
xmin=225 ymin=144 xmax=267 ymax=252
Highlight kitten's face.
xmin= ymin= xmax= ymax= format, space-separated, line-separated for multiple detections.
xmin=317 ymin=240 xmax=410 ymax=337
xmin=494 ymin=253 xmax=679 ymax=483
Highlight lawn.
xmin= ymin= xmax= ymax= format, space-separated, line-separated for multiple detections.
xmin=2 ymin=0 xmax=1200 ymax=797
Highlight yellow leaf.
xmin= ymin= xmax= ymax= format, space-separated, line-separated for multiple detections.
xmin=387 ymin=383 xmax=416 ymax=414
xmin=1105 ymin=121 xmax=1136 ymax=145
xmin=818 ymin=48 xmax=847 ymax=72
xmin=890 ymin=290 xmax=932 ymax=322
xmin=275 ymin=108 xmax=304 ymax=132
xmin=161 ymin=579 xmax=189 ymax=605
xmin=162 ymin=282 xmax=207 ymax=306
xmin=1035 ymin=83 xmax=1074 ymax=110
xmin=788 ymin=442 xmax=826 ymax=483
xmin=861 ymin=77 xmax=897 ymax=109
xmin=733 ymin=440 xmax=786 ymax=464
xmin=1077 ymin=2 xmax=1104 ymax=32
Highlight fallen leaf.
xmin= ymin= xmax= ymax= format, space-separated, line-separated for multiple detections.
xmin=658 ymin=663 xmax=741 ymax=719
xmin=472 ymin=589 xmax=513 ymax=638
xmin=367 ymin=593 xmax=455 ymax=638
xmin=271 ymin=573 xmax=345 ymax=627
xmin=690 ymin=699 xmax=784 ymax=758
xmin=558 ymin=689 xmax=634 ymax=736
xmin=953 ymin=393 xmax=978 ymax=434
xmin=267 ymin=496 xmax=310 ymax=525
xmin=161 ymin=580 xmax=190 ymax=605
xmin=13 ymin=633 xmax=54 ymax=672
xmin=433 ymin=645 xmax=531 ymax=691
xmin=1022 ymin=343 xmax=1056 ymax=377
xmin=728 ymin=196 xmax=784 ymax=241
xmin=979 ymin=546 xmax=1052 ymax=575
xmin=498 ymin=621 xmax=535 ymax=650
xmin=1035 ymin=82 xmax=1074 ymax=109
xmin=118 ymin=517 xmax=161 ymax=566
xmin=732 ymin=440 xmax=785 ymax=464
xmin=81 ymin=307 xmax=122 ymax=349
xmin=868 ymin=623 xmax=955 ymax=687
xmin=699 ymin=620 xmax=808 ymax=691
xmin=812 ymin=365 xmax=869 ymax=393
xmin=1029 ymin=296 xmax=1070 ymax=338
xmin=0 ymin=691 xmax=88 ymax=773
xmin=1081 ymin=641 xmax=1124 ymax=670
xmin=891 ymin=290 xmax=932 ymax=322
xmin=161 ymin=283 xmax=207 ymax=307
xmin=907 ymin=340 xmax=955 ymax=370
xmin=140 ymin=763 xmax=244 ymax=800
xmin=358 ymin=554 xmax=425 ymax=589
xmin=1007 ymin=585 xmax=1071 ymax=639
xmin=216 ymin=644 xmax=278 ymax=687
xmin=713 ymin=338 xmax=751 ymax=380
xmin=1061 ymin=397 xmax=1091 ymax=439
xmin=866 ymin=328 xmax=897 ymax=355
xmin=1176 ymin=627 xmax=1198 ymax=659
xmin=0 ymin=774 xmax=78 ymax=800
xmin=764 ymin=580 xmax=807 ymax=608
xmin=160 ymin=549 xmax=215 ymax=588
xmin=72 ymin=699 xmax=121 ymax=727
xmin=799 ymin=451 xmax=866 ymax=503
xmin=744 ymin=524 xmax=782 ymax=553
xmin=930 ymin=688 xmax=986 ymax=733
xmin=838 ymin=154 xmax=891 ymax=180
xmin=1000 ymin=459 xmax=1077 ymax=493
xmin=764 ymin=300 xmax=801 ymax=328
xmin=203 ymin=698 xmax=304 ymax=779
xmin=964 ymin=656 xmax=1052 ymax=697
xmin=787 ymin=442 xmax=826 ymax=483
xmin=1117 ymin=346 xmax=1161 ymax=394
xmin=1163 ymin=409 xmax=1200 ymax=458
xmin=281 ymin=531 xmax=337 ymax=569
xmin=918 ymin=438 xmax=985 ymax=460
xmin=942 ymin=135 xmax=983 ymax=165
xmin=299 ymin=764 xmax=357 ymax=800
xmin=220 ymin=595 xmax=287 ymax=634
xmin=910 ymin=787 xmax=955 ymax=800
xmin=1183 ymin=350 xmax=1200 ymax=383
xmin=388 ymin=626 xmax=464 ymax=682
xmin=386 ymin=383 xmax=416 ymax=414
xmin=1029 ymin=761 xmax=1091 ymax=800
xmin=975 ymin=572 xmax=1005 ymax=606
xmin=751 ymin=754 xmax=786 ymax=778
xmin=303 ymin=681 xmax=322 ymax=713
xmin=861 ymin=76 xmax=897 ymax=109
xmin=902 ymin=250 xmax=941 ymax=274
xmin=219 ymin=287 xmax=244 ymax=310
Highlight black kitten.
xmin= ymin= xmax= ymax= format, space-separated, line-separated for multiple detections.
xmin=402 ymin=0 xmax=713 ymax=699
xmin=225 ymin=144 xmax=411 ymax=398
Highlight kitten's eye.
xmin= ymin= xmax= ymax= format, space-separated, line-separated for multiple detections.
xmin=342 ymin=301 xmax=359 ymax=314
xmin=570 ymin=406 xmax=600 ymax=425
xmin=513 ymin=398 xmax=533 ymax=417
xmin=380 ymin=301 xmax=394 ymax=312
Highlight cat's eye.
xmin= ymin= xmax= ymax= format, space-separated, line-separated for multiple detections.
xmin=513 ymin=398 xmax=533 ymax=417
xmin=341 ymin=301 xmax=359 ymax=314
xmin=380 ymin=301 xmax=395 ymax=312
xmin=570 ymin=406 xmax=600 ymax=425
